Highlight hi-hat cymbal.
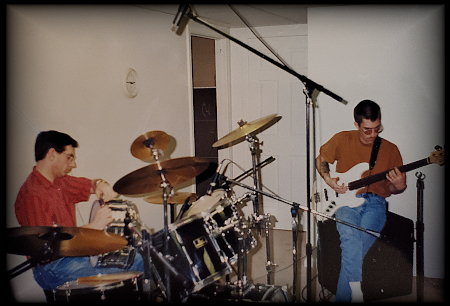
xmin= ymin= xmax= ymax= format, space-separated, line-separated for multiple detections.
xmin=113 ymin=157 xmax=210 ymax=195
xmin=130 ymin=130 xmax=170 ymax=160
xmin=6 ymin=226 xmax=127 ymax=257
xmin=212 ymin=114 xmax=280 ymax=148
xmin=144 ymin=192 xmax=197 ymax=205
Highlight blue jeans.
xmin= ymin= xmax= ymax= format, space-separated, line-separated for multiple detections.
xmin=334 ymin=193 xmax=386 ymax=303
xmin=33 ymin=253 xmax=145 ymax=290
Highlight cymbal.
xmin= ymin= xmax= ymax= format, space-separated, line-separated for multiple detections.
xmin=113 ymin=157 xmax=210 ymax=195
xmin=144 ymin=192 xmax=197 ymax=205
xmin=212 ymin=114 xmax=280 ymax=148
xmin=6 ymin=226 xmax=127 ymax=257
xmin=130 ymin=130 xmax=170 ymax=160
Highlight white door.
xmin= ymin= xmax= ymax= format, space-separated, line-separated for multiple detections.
xmin=224 ymin=25 xmax=308 ymax=230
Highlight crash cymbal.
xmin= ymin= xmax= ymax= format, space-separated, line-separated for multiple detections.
xmin=130 ymin=130 xmax=170 ymax=160
xmin=6 ymin=226 xmax=127 ymax=257
xmin=212 ymin=114 xmax=280 ymax=148
xmin=113 ymin=157 xmax=210 ymax=195
xmin=144 ymin=192 xmax=197 ymax=205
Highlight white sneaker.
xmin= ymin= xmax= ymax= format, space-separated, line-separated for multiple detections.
xmin=349 ymin=281 xmax=364 ymax=303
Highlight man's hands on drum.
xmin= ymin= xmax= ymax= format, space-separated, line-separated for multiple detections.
xmin=85 ymin=206 xmax=113 ymax=230
xmin=93 ymin=179 xmax=117 ymax=202
xmin=83 ymin=179 xmax=117 ymax=230
xmin=82 ymin=206 xmax=112 ymax=230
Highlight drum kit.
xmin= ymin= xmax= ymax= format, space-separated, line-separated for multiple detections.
xmin=7 ymin=114 xmax=292 ymax=302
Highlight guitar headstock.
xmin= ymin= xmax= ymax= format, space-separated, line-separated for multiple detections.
xmin=429 ymin=145 xmax=445 ymax=166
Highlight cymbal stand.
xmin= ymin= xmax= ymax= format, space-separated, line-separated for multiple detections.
xmin=249 ymin=213 xmax=276 ymax=285
xmin=144 ymin=137 xmax=173 ymax=302
xmin=245 ymin=134 xmax=275 ymax=285
xmin=245 ymin=134 xmax=260 ymax=217
xmin=236 ymin=214 xmax=248 ymax=294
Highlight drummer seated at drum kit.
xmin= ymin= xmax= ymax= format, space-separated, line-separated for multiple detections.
xmin=14 ymin=130 xmax=145 ymax=297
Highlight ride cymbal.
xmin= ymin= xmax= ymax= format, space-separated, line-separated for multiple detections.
xmin=113 ymin=157 xmax=210 ymax=195
xmin=6 ymin=226 xmax=127 ymax=257
xmin=212 ymin=114 xmax=280 ymax=148
xmin=130 ymin=130 xmax=170 ymax=160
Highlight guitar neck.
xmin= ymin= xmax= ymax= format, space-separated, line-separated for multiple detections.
xmin=348 ymin=157 xmax=430 ymax=191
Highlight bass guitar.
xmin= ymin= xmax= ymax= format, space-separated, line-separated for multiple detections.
xmin=315 ymin=146 xmax=445 ymax=220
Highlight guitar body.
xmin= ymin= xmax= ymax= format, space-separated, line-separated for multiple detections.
xmin=317 ymin=163 xmax=368 ymax=220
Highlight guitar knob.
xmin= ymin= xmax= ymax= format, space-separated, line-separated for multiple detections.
xmin=434 ymin=145 xmax=442 ymax=151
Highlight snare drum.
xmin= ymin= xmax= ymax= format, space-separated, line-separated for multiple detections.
xmin=54 ymin=271 xmax=143 ymax=302
xmin=186 ymin=189 xmax=256 ymax=263
xmin=89 ymin=199 xmax=142 ymax=268
xmin=89 ymin=199 xmax=142 ymax=241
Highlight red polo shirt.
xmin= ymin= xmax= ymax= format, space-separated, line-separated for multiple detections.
xmin=15 ymin=167 xmax=92 ymax=227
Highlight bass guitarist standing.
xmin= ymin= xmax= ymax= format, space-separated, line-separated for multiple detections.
xmin=315 ymin=100 xmax=407 ymax=302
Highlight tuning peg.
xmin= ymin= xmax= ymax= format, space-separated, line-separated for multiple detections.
xmin=434 ymin=145 xmax=443 ymax=151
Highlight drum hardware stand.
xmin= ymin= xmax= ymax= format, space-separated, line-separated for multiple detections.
xmin=143 ymin=137 xmax=174 ymax=302
xmin=257 ymin=213 xmax=277 ymax=284
xmin=232 ymin=156 xmax=278 ymax=285
xmin=290 ymin=202 xmax=300 ymax=301
xmin=245 ymin=133 xmax=261 ymax=218
xmin=7 ymin=230 xmax=63 ymax=279
xmin=236 ymin=216 xmax=248 ymax=293
xmin=141 ymin=232 xmax=194 ymax=302
xmin=245 ymin=134 xmax=277 ymax=285
xmin=415 ymin=172 xmax=425 ymax=303
xmin=140 ymin=229 xmax=167 ymax=301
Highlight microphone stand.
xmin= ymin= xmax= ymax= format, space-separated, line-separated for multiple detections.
xmin=184 ymin=7 xmax=347 ymax=302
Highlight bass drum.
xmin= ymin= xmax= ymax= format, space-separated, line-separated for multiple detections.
xmin=243 ymin=284 xmax=291 ymax=303
xmin=187 ymin=283 xmax=291 ymax=302
xmin=151 ymin=214 xmax=232 ymax=300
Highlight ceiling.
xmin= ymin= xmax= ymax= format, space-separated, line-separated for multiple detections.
xmin=134 ymin=4 xmax=320 ymax=28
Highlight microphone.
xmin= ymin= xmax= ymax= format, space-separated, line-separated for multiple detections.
xmin=171 ymin=4 xmax=191 ymax=36
xmin=206 ymin=161 xmax=224 ymax=196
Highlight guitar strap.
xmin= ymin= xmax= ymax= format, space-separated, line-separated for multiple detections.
xmin=369 ymin=136 xmax=382 ymax=170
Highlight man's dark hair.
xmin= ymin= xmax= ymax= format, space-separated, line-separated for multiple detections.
xmin=35 ymin=130 xmax=78 ymax=162
xmin=354 ymin=100 xmax=381 ymax=125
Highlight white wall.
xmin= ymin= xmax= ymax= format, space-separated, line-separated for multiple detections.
xmin=7 ymin=5 xmax=194 ymax=301
xmin=308 ymin=5 xmax=445 ymax=278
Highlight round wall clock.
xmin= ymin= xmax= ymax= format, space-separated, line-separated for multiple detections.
xmin=124 ymin=68 xmax=139 ymax=98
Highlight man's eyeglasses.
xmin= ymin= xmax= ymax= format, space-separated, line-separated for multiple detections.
xmin=62 ymin=152 xmax=76 ymax=162
xmin=362 ymin=125 xmax=383 ymax=135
